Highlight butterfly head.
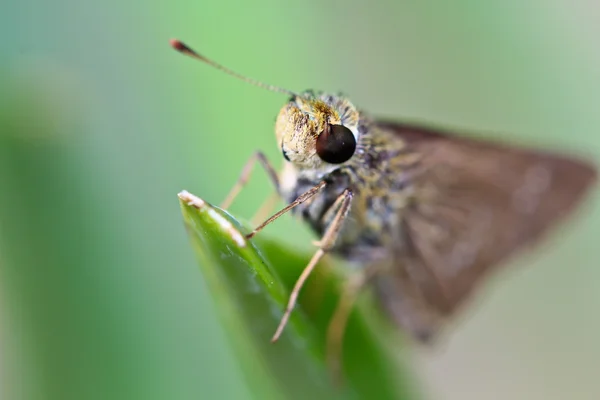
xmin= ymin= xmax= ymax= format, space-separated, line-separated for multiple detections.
xmin=276 ymin=91 xmax=361 ymax=170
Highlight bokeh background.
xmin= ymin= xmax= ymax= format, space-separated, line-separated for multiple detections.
xmin=2 ymin=1 xmax=599 ymax=399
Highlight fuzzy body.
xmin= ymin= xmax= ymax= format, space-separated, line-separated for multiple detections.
xmin=274 ymin=90 xmax=596 ymax=339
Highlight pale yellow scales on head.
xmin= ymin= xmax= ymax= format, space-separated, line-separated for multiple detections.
xmin=276 ymin=93 xmax=361 ymax=169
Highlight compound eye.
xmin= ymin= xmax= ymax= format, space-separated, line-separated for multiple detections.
xmin=315 ymin=124 xmax=356 ymax=164
xmin=281 ymin=146 xmax=291 ymax=162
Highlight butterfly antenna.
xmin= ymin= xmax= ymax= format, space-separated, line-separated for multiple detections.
xmin=170 ymin=39 xmax=297 ymax=97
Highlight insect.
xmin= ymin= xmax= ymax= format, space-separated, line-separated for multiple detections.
xmin=171 ymin=38 xmax=597 ymax=376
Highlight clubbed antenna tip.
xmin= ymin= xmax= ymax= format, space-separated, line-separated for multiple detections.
xmin=168 ymin=37 xmax=297 ymax=97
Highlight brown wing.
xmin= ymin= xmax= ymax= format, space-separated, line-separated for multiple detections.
xmin=373 ymin=121 xmax=597 ymax=341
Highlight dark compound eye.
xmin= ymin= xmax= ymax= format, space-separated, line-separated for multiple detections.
xmin=315 ymin=124 xmax=356 ymax=164
xmin=281 ymin=146 xmax=291 ymax=162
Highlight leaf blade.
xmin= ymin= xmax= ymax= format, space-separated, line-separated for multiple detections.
xmin=179 ymin=190 xmax=419 ymax=400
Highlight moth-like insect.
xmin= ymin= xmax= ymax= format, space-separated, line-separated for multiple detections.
xmin=171 ymin=39 xmax=596 ymax=374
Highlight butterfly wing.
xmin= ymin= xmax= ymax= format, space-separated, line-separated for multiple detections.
xmin=372 ymin=121 xmax=597 ymax=341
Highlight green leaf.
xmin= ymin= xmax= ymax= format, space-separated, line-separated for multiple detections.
xmin=179 ymin=190 xmax=420 ymax=400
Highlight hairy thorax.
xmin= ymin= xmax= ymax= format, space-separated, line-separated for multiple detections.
xmin=279 ymin=125 xmax=413 ymax=261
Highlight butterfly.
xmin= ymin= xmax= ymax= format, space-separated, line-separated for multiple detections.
xmin=171 ymin=38 xmax=597 ymax=378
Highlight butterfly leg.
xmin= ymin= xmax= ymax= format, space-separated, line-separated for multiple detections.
xmin=326 ymin=262 xmax=380 ymax=384
xmin=220 ymin=151 xmax=280 ymax=209
xmin=246 ymin=181 xmax=326 ymax=239
xmin=250 ymin=192 xmax=280 ymax=226
xmin=271 ymin=189 xmax=354 ymax=342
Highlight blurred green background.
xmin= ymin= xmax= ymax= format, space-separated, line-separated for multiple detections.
xmin=1 ymin=1 xmax=599 ymax=399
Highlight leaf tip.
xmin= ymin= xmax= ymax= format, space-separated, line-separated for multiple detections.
xmin=178 ymin=190 xmax=206 ymax=209
xmin=178 ymin=189 xmax=247 ymax=248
